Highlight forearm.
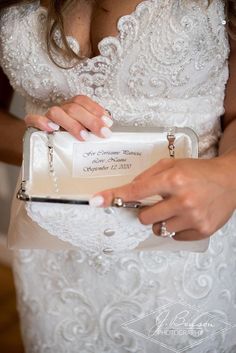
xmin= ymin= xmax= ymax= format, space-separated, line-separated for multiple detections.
xmin=219 ymin=118 xmax=236 ymax=156
xmin=217 ymin=119 xmax=236 ymax=207
xmin=0 ymin=109 xmax=25 ymax=165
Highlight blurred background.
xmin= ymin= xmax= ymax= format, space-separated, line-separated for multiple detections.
xmin=0 ymin=90 xmax=25 ymax=353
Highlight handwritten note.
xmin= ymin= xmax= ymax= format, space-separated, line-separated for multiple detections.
xmin=73 ymin=142 xmax=154 ymax=178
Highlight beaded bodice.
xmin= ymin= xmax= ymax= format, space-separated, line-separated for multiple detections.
xmin=1 ymin=0 xmax=230 ymax=256
xmin=3 ymin=4 xmax=236 ymax=353
xmin=0 ymin=0 xmax=229 ymax=157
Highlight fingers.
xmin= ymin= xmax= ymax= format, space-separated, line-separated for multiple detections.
xmin=64 ymin=95 xmax=113 ymax=138
xmin=61 ymin=103 xmax=112 ymax=138
xmin=90 ymin=171 xmax=173 ymax=208
xmin=138 ymin=198 xmax=180 ymax=225
xmin=152 ymin=216 xmax=190 ymax=235
xmin=93 ymin=160 xmax=175 ymax=208
xmin=24 ymin=95 xmax=113 ymax=140
xmin=134 ymin=158 xmax=174 ymax=182
xmin=172 ymin=230 xmax=205 ymax=241
xmin=69 ymin=95 xmax=108 ymax=118
xmin=25 ymin=114 xmax=60 ymax=132
xmin=152 ymin=218 xmax=208 ymax=241
xmin=46 ymin=106 xmax=90 ymax=141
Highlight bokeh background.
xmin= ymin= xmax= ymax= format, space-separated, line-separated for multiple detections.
xmin=0 ymin=92 xmax=25 ymax=353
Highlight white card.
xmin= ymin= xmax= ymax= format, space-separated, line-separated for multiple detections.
xmin=73 ymin=141 xmax=154 ymax=178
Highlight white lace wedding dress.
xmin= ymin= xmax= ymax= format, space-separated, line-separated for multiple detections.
xmin=1 ymin=0 xmax=236 ymax=352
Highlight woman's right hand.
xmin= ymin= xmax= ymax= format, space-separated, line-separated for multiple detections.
xmin=25 ymin=95 xmax=113 ymax=141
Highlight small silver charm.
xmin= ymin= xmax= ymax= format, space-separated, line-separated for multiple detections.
xmin=167 ymin=129 xmax=176 ymax=159
xmin=112 ymin=197 xmax=143 ymax=209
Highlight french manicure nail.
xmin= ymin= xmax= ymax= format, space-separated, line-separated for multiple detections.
xmin=89 ymin=196 xmax=104 ymax=207
xmin=101 ymin=127 xmax=112 ymax=138
xmin=48 ymin=122 xmax=60 ymax=130
xmin=101 ymin=115 xmax=113 ymax=128
xmin=80 ymin=130 xmax=90 ymax=140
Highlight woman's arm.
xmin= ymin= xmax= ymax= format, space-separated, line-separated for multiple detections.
xmin=91 ymin=38 xmax=236 ymax=241
xmin=0 ymin=68 xmax=25 ymax=165
xmin=0 ymin=70 xmax=114 ymax=165
xmin=219 ymin=37 xmax=236 ymax=156
xmin=215 ymin=36 xmax=236 ymax=202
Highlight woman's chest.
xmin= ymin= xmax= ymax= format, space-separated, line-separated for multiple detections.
xmin=42 ymin=0 xmax=143 ymax=58
xmin=0 ymin=0 xmax=229 ymax=123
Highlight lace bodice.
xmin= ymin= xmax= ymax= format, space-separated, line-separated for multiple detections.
xmin=1 ymin=0 xmax=230 ymax=256
xmin=2 ymin=2 xmax=236 ymax=353
xmin=0 ymin=0 xmax=229 ymax=157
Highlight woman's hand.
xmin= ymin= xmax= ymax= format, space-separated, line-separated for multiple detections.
xmin=25 ymin=95 xmax=113 ymax=141
xmin=90 ymin=155 xmax=236 ymax=241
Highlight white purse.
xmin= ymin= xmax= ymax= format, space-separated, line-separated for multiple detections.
xmin=9 ymin=126 xmax=209 ymax=254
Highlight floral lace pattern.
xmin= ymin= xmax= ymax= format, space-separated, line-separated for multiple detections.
xmin=1 ymin=0 xmax=236 ymax=352
xmin=26 ymin=202 xmax=152 ymax=254
xmin=12 ymin=217 xmax=236 ymax=352
xmin=0 ymin=0 xmax=229 ymax=155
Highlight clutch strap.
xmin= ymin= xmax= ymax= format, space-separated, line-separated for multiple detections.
xmin=47 ymin=133 xmax=59 ymax=194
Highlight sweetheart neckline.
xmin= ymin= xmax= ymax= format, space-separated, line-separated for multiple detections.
xmin=38 ymin=0 xmax=153 ymax=63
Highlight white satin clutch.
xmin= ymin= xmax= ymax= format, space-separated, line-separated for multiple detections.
xmin=10 ymin=126 xmax=209 ymax=254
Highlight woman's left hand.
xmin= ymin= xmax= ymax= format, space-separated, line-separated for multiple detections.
xmin=90 ymin=156 xmax=236 ymax=241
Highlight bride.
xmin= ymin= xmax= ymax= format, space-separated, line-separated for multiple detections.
xmin=1 ymin=0 xmax=236 ymax=352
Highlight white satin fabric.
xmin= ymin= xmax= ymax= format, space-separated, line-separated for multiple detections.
xmin=1 ymin=0 xmax=236 ymax=352
xmin=9 ymin=129 xmax=208 ymax=253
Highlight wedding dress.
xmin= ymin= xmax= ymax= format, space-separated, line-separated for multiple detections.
xmin=1 ymin=0 xmax=236 ymax=352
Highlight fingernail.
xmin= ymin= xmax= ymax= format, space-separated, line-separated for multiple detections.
xmin=101 ymin=115 xmax=113 ymax=128
xmin=80 ymin=130 xmax=90 ymax=140
xmin=101 ymin=127 xmax=112 ymax=138
xmin=89 ymin=196 xmax=104 ymax=207
xmin=48 ymin=122 xmax=60 ymax=130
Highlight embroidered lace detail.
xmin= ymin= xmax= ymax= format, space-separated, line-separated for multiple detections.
xmin=0 ymin=0 xmax=230 ymax=250
xmin=0 ymin=0 xmax=229 ymax=155
xmin=2 ymin=2 xmax=236 ymax=351
xmin=12 ymin=215 xmax=236 ymax=352
xmin=0 ymin=0 xmax=230 ymax=251
xmin=0 ymin=0 xmax=229 ymax=254
xmin=25 ymin=202 xmax=152 ymax=255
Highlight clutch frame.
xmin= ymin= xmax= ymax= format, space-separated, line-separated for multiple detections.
xmin=17 ymin=126 xmax=199 ymax=206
